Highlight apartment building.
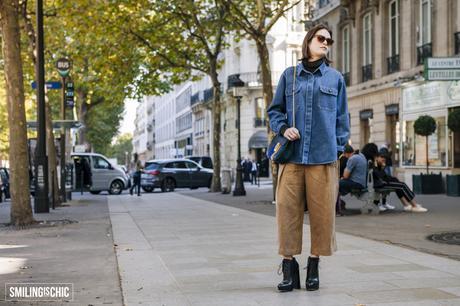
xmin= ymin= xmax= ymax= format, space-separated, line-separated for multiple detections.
xmin=313 ymin=0 xmax=460 ymax=184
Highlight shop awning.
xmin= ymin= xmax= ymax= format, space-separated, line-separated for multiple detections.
xmin=248 ymin=130 xmax=268 ymax=149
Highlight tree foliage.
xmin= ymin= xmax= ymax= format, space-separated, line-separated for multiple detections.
xmin=448 ymin=108 xmax=460 ymax=133
xmin=115 ymin=0 xmax=234 ymax=191
xmin=414 ymin=115 xmax=437 ymax=136
xmin=106 ymin=133 xmax=133 ymax=166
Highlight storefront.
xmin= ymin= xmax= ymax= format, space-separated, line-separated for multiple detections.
xmin=400 ymin=81 xmax=460 ymax=186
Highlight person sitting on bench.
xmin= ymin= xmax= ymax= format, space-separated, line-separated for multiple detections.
xmin=373 ymin=152 xmax=428 ymax=213
xmin=339 ymin=143 xmax=378 ymax=198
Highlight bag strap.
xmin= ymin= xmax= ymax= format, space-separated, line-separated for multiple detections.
xmin=292 ymin=65 xmax=296 ymax=128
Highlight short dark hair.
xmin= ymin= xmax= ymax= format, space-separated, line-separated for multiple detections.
xmin=301 ymin=23 xmax=333 ymax=64
xmin=361 ymin=143 xmax=379 ymax=161
xmin=344 ymin=144 xmax=354 ymax=154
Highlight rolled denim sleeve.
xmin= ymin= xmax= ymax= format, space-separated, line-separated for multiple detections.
xmin=268 ymin=70 xmax=288 ymax=135
xmin=336 ymin=76 xmax=350 ymax=152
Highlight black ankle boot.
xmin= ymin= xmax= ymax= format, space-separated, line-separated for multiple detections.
xmin=305 ymin=256 xmax=319 ymax=291
xmin=277 ymin=258 xmax=300 ymax=292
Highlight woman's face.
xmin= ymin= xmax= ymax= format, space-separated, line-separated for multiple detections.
xmin=308 ymin=29 xmax=332 ymax=60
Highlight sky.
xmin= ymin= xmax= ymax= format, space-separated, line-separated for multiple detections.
xmin=119 ymin=99 xmax=138 ymax=135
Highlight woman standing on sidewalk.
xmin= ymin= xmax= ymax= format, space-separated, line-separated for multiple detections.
xmin=268 ymin=24 xmax=350 ymax=292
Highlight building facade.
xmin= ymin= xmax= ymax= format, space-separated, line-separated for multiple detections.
xmin=154 ymin=92 xmax=176 ymax=159
xmin=313 ymin=0 xmax=460 ymax=186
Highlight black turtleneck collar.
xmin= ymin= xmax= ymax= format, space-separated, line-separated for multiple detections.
xmin=301 ymin=57 xmax=324 ymax=73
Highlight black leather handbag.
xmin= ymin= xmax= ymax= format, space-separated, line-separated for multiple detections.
xmin=267 ymin=65 xmax=297 ymax=164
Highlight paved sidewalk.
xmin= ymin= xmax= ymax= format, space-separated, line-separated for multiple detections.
xmin=179 ymin=184 xmax=460 ymax=261
xmin=109 ymin=192 xmax=460 ymax=306
xmin=0 ymin=194 xmax=123 ymax=306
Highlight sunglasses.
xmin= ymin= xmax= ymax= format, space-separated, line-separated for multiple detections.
xmin=314 ymin=35 xmax=334 ymax=46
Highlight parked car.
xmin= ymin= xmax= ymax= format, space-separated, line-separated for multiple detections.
xmin=185 ymin=156 xmax=213 ymax=169
xmin=71 ymin=153 xmax=130 ymax=195
xmin=0 ymin=167 xmax=10 ymax=201
xmin=141 ymin=159 xmax=213 ymax=192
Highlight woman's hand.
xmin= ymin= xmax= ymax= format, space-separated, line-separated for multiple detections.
xmin=283 ymin=127 xmax=300 ymax=141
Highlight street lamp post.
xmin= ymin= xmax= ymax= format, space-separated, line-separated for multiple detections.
xmin=34 ymin=0 xmax=49 ymax=213
xmin=233 ymin=90 xmax=246 ymax=196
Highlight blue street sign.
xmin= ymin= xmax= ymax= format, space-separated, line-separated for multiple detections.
xmin=31 ymin=81 xmax=62 ymax=90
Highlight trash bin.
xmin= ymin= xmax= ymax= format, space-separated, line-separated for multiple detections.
xmin=221 ymin=168 xmax=232 ymax=194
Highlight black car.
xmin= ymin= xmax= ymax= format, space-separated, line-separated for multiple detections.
xmin=185 ymin=156 xmax=213 ymax=169
xmin=141 ymin=159 xmax=213 ymax=192
xmin=0 ymin=167 xmax=10 ymax=202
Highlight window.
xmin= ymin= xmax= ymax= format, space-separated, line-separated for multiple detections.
xmin=362 ymin=13 xmax=373 ymax=82
xmin=389 ymin=0 xmax=399 ymax=57
xmin=387 ymin=0 xmax=400 ymax=73
xmin=417 ymin=0 xmax=432 ymax=65
xmin=402 ymin=116 xmax=447 ymax=167
xmin=254 ymin=97 xmax=267 ymax=127
xmin=420 ymin=0 xmax=431 ymax=45
xmin=342 ymin=25 xmax=350 ymax=85
xmin=93 ymin=156 xmax=110 ymax=169
xmin=363 ymin=13 xmax=372 ymax=66
xmin=185 ymin=161 xmax=198 ymax=169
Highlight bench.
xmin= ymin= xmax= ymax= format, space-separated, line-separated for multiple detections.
xmin=348 ymin=163 xmax=393 ymax=215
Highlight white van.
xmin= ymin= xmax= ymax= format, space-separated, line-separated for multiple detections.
xmin=71 ymin=153 xmax=130 ymax=195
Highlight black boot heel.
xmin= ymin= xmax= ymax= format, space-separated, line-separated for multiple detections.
xmin=305 ymin=256 xmax=319 ymax=291
xmin=277 ymin=257 xmax=300 ymax=292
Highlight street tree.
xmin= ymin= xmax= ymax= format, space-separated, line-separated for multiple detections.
xmin=119 ymin=0 xmax=232 ymax=192
xmin=19 ymin=0 xmax=145 ymax=153
xmin=222 ymin=0 xmax=303 ymax=198
xmin=0 ymin=0 xmax=34 ymax=225
xmin=107 ymin=133 xmax=133 ymax=166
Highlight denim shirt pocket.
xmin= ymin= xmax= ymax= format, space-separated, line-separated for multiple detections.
xmin=285 ymin=84 xmax=302 ymax=124
xmin=318 ymin=85 xmax=338 ymax=112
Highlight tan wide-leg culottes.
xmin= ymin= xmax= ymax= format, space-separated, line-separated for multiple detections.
xmin=276 ymin=162 xmax=338 ymax=256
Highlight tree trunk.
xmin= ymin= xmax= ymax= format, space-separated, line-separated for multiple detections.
xmin=77 ymin=89 xmax=88 ymax=146
xmin=255 ymin=38 xmax=277 ymax=201
xmin=209 ymin=72 xmax=222 ymax=192
xmin=0 ymin=0 xmax=34 ymax=225
xmin=45 ymin=98 xmax=61 ymax=206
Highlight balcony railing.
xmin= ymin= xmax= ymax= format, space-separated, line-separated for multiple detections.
xmin=342 ymin=72 xmax=350 ymax=86
xmin=387 ymin=54 xmax=400 ymax=74
xmin=362 ymin=64 xmax=373 ymax=82
xmin=455 ymin=32 xmax=460 ymax=55
xmin=203 ymin=88 xmax=213 ymax=103
xmin=417 ymin=43 xmax=432 ymax=65
xmin=191 ymin=92 xmax=200 ymax=105
xmin=254 ymin=118 xmax=268 ymax=128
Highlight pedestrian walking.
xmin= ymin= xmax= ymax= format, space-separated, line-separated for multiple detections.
xmin=130 ymin=153 xmax=143 ymax=196
xmin=268 ymin=24 xmax=350 ymax=292
xmin=251 ymin=159 xmax=258 ymax=185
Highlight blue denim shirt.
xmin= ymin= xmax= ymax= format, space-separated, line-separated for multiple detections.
xmin=268 ymin=61 xmax=350 ymax=165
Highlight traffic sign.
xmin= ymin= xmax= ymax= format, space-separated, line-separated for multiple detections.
xmin=56 ymin=58 xmax=71 ymax=77
xmin=31 ymin=81 xmax=62 ymax=89
xmin=65 ymin=81 xmax=75 ymax=108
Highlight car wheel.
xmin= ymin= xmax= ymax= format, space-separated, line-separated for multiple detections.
xmin=0 ymin=191 xmax=2 ymax=203
xmin=161 ymin=178 xmax=175 ymax=192
xmin=190 ymin=187 xmax=199 ymax=190
xmin=207 ymin=178 xmax=212 ymax=188
xmin=142 ymin=186 xmax=154 ymax=193
xmin=109 ymin=180 xmax=124 ymax=195
xmin=90 ymin=190 xmax=101 ymax=195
